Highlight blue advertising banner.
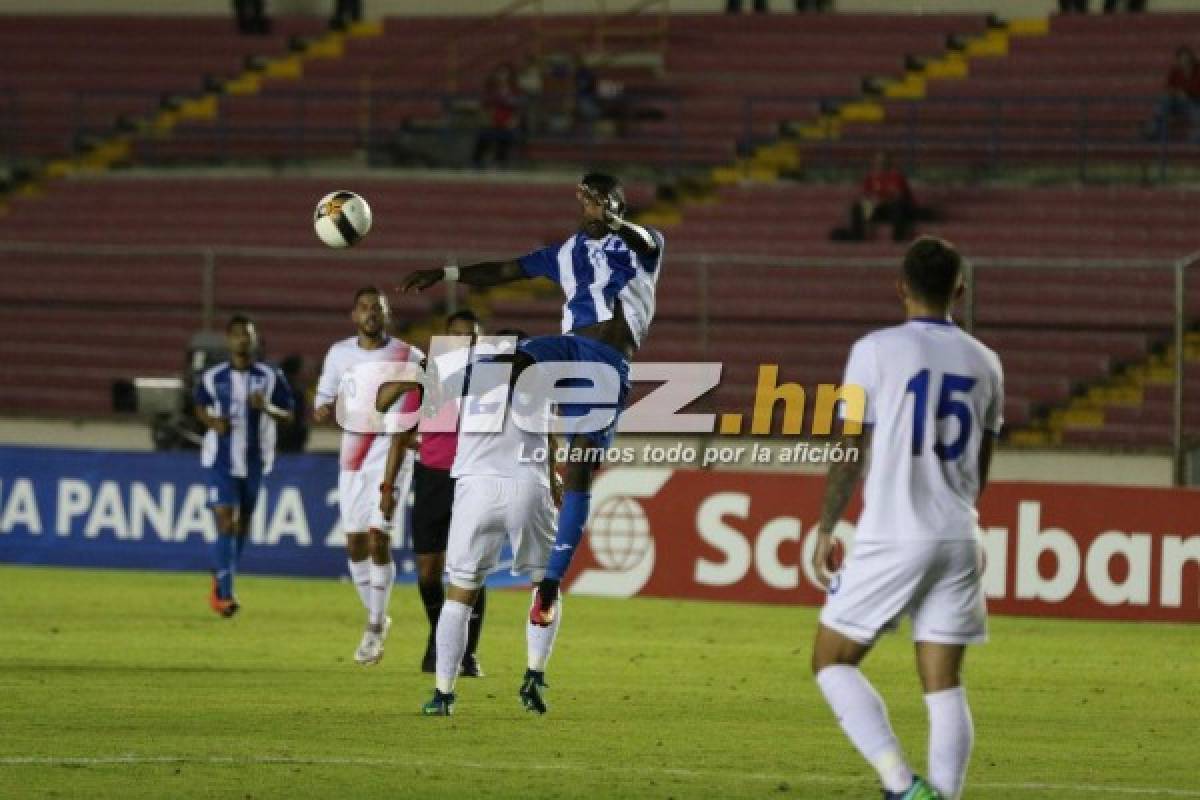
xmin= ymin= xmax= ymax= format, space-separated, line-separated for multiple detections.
xmin=0 ymin=446 xmax=520 ymax=584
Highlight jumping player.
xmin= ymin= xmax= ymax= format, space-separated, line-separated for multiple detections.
xmin=399 ymin=173 xmax=663 ymax=625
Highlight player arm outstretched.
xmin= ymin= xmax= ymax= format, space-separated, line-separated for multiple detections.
xmin=812 ymin=430 xmax=872 ymax=588
xmin=399 ymin=259 xmax=527 ymax=294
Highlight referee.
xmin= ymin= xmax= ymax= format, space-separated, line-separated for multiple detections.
xmin=414 ymin=310 xmax=488 ymax=676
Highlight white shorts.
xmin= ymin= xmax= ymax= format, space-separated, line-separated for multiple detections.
xmin=819 ymin=538 xmax=987 ymax=646
xmin=445 ymin=476 xmax=556 ymax=590
xmin=338 ymin=459 xmax=413 ymax=536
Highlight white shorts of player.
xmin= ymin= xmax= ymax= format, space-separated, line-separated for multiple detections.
xmin=820 ymin=538 xmax=987 ymax=646
xmin=445 ymin=476 xmax=556 ymax=591
xmin=338 ymin=463 xmax=413 ymax=535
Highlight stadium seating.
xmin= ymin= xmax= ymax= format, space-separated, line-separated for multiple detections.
xmin=0 ymin=15 xmax=325 ymax=163
xmin=4 ymin=174 xmax=1190 ymax=448
xmin=140 ymin=13 xmax=990 ymax=168
xmin=828 ymin=13 xmax=1200 ymax=172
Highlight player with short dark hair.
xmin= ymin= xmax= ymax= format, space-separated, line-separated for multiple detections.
xmin=194 ymin=314 xmax=294 ymax=617
xmin=811 ymin=237 xmax=1003 ymax=800
xmin=399 ymin=172 xmax=664 ymax=627
xmin=415 ymin=330 xmax=564 ymax=717
xmin=315 ymin=287 xmax=423 ymax=665
xmin=379 ymin=309 xmax=489 ymax=676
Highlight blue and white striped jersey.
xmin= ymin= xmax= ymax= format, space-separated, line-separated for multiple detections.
xmin=517 ymin=227 xmax=665 ymax=347
xmin=194 ymin=362 xmax=293 ymax=477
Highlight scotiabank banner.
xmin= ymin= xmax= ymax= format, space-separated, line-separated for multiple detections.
xmin=564 ymin=468 xmax=1200 ymax=623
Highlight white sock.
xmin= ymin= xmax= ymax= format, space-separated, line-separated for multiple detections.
xmin=526 ymin=588 xmax=562 ymax=671
xmin=368 ymin=561 xmax=397 ymax=629
xmin=925 ymin=686 xmax=973 ymax=800
xmin=348 ymin=559 xmax=372 ymax=611
xmin=435 ymin=599 xmax=471 ymax=694
xmin=816 ymin=665 xmax=913 ymax=793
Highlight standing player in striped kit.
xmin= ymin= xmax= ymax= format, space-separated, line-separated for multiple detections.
xmin=314 ymin=287 xmax=423 ymax=665
xmin=399 ymin=172 xmax=664 ymax=627
xmin=194 ymin=314 xmax=294 ymax=617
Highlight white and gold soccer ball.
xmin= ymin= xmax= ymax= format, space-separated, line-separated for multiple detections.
xmin=313 ymin=190 xmax=372 ymax=248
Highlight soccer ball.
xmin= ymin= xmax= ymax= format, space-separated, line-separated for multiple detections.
xmin=313 ymin=190 xmax=372 ymax=248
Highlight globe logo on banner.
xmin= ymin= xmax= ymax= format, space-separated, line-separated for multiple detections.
xmin=589 ymin=495 xmax=653 ymax=573
xmin=570 ymin=468 xmax=672 ymax=598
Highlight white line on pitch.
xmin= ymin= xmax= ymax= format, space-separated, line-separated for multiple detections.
xmin=0 ymin=756 xmax=1197 ymax=798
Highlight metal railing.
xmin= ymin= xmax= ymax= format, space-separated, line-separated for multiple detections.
xmin=2 ymin=241 xmax=1197 ymax=478
xmin=743 ymin=94 xmax=1200 ymax=181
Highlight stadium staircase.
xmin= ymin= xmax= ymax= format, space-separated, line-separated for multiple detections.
xmin=827 ymin=12 xmax=1200 ymax=172
xmin=0 ymin=14 xmax=372 ymax=205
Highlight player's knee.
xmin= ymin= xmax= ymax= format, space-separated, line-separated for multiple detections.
xmin=214 ymin=507 xmax=235 ymax=533
xmin=446 ymin=569 xmax=483 ymax=594
xmin=446 ymin=581 xmax=479 ymax=606
xmin=367 ymin=530 xmax=391 ymax=563
xmin=563 ymin=449 xmax=599 ymax=492
xmin=345 ymin=532 xmax=370 ymax=561
xmin=416 ymin=553 xmax=444 ymax=584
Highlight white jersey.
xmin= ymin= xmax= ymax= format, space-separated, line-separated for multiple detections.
xmin=843 ymin=318 xmax=1004 ymax=543
xmin=315 ymin=335 xmax=424 ymax=474
xmin=450 ymin=354 xmax=551 ymax=487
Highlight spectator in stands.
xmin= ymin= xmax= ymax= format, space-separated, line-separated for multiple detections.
xmin=330 ymin=0 xmax=362 ymax=30
xmin=726 ymin=0 xmax=767 ymax=13
xmin=472 ymin=64 xmax=522 ymax=168
xmin=232 ymin=0 xmax=269 ymax=34
xmin=832 ymin=151 xmax=917 ymax=243
xmin=794 ymin=0 xmax=831 ymax=10
xmin=1146 ymin=47 xmax=1200 ymax=142
xmin=517 ymin=55 xmax=545 ymax=136
xmin=570 ymin=53 xmax=604 ymax=132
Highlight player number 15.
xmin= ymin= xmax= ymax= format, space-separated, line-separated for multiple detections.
xmin=905 ymin=369 xmax=976 ymax=460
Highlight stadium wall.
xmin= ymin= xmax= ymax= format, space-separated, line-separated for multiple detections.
xmin=1 ymin=0 xmax=1197 ymax=15
xmin=1 ymin=447 xmax=1197 ymax=621
xmin=564 ymin=467 xmax=1200 ymax=622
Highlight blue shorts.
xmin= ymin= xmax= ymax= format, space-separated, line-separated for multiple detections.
xmin=206 ymin=469 xmax=263 ymax=514
xmin=517 ymin=334 xmax=630 ymax=450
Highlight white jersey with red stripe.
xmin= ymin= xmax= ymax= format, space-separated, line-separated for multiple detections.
xmin=315 ymin=335 xmax=424 ymax=474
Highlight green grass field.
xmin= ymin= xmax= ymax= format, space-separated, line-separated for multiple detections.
xmin=0 ymin=566 xmax=1196 ymax=800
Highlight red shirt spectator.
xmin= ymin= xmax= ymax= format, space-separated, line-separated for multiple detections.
xmin=1166 ymin=64 xmax=1200 ymax=101
xmin=483 ymin=65 xmax=520 ymax=130
xmin=862 ymin=168 xmax=912 ymax=205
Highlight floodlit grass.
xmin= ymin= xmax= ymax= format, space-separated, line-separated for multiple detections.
xmin=0 ymin=566 xmax=1196 ymax=799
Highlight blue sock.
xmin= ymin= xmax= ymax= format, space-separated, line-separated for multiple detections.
xmin=234 ymin=533 xmax=248 ymax=564
xmin=212 ymin=534 xmax=237 ymax=599
xmin=545 ymin=491 xmax=590 ymax=581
